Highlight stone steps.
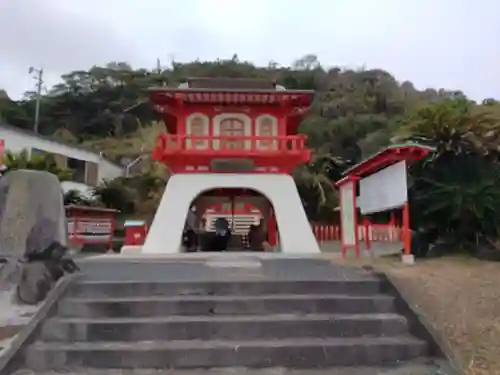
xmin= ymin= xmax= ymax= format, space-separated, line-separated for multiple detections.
xmin=26 ymin=337 xmax=427 ymax=370
xmin=57 ymin=294 xmax=396 ymax=317
xmin=20 ymin=274 xmax=435 ymax=372
xmin=67 ymin=280 xmax=385 ymax=298
xmin=40 ymin=313 xmax=409 ymax=341
xmin=16 ymin=360 xmax=452 ymax=375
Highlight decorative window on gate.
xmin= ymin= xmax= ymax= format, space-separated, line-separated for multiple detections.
xmin=187 ymin=114 xmax=209 ymax=149
xmin=256 ymin=116 xmax=277 ymax=150
xmin=220 ymin=118 xmax=245 ymax=149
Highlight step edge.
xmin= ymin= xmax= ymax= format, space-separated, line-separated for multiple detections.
xmin=61 ymin=294 xmax=395 ymax=303
xmin=29 ymin=336 xmax=428 ymax=351
xmin=47 ymin=313 xmax=407 ymax=324
xmin=75 ymin=279 xmax=380 ymax=286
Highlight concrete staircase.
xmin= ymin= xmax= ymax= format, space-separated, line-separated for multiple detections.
xmin=22 ymin=275 xmax=435 ymax=372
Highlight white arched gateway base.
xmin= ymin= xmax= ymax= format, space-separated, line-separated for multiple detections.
xmin=141 ymin=174 xmax=320 ymax=254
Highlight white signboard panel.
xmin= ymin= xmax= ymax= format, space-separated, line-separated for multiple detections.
xmin=359 ymin=160 xmax=407 ymax=214
xmin=340 ymin=182 xmax=357 ymax=246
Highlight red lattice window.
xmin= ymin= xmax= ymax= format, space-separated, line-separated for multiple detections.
xmin=220 ymin=118 xmax=245 ymax=149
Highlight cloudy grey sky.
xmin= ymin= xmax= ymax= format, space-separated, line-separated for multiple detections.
xmin=0 ymin=0 xmax=498 ymax=101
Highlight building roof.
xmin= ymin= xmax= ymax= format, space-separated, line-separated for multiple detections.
xmin=341 ymin=143 xmax=435 ymax=178
xmin=148 ymin=76 xmax=312 ymax=94
xmin=127 ymin=78 xmax=315 ymax=134
xmin=147 ymin=86 xmax=314 ymax=94
xmin=65 ymin=204 xmax=120 ymax=213
xmin=185 ymin=77 xmax=277 ymax=90
xmin=0 ymin=122 xmax=123 ymax=168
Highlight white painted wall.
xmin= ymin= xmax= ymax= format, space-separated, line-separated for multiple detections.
xmin=142 ymin=173 xmax=320 ymax=254
xmin=97 ymin=159 xmax=123 ymax=183
xmin=0 ymin=125 xmax=124 ymax=194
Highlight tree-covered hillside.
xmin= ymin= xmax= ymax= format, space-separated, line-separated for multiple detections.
xmin=2 ymin=54 xmax=500 ymax=256
xmin=0 ymin=54 xmax=472 ymax=157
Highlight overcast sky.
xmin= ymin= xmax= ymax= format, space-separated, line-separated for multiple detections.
xmin=0 ymin=0 xmax=498 ymax=101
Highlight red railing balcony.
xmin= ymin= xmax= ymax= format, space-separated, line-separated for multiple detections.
xmin=152 ymin=134 xmax=311 ymax=172
xmin=153 ymin=134 xmax=310 ymax=157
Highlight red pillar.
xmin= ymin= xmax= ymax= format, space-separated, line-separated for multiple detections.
xmin=403 ymin=202 xmax=411 ymax=255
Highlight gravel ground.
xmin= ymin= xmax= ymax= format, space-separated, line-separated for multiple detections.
xmin=334 ymin=255 xmax=500 ymax=375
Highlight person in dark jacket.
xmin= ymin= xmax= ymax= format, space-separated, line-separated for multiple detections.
xmin=248 ymin=219 xmax=270 ymax=251
xmin=208 ymin=218 xmax=232 ymax=251
xmin=182 ymin=225 xmax=198 ymax=252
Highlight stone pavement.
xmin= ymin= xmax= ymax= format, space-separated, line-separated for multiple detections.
xmin=76 ymin=256 xmax=377 ymax=283
xmin=319 ymin=241 xmax=403 ymax=256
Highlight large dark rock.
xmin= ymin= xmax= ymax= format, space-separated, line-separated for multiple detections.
xmin=0 ymin=170 xmax=70 ymax=304
xmin=16 ymin=241 xmax=80 ymax=305
xmin=0 ymin=170 xmax=67 ymax=259
xmin=15 ymin=261 xmax=54 ymax=305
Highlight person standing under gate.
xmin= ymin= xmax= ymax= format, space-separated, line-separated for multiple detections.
xmin=248 ymin=219 xmax=271 ymax=252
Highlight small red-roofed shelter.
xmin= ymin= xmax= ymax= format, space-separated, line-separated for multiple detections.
xmin=335 ymin=143 xmax=434 ymax=262
xmin=66 ymin=205 xmax=119 ymax=250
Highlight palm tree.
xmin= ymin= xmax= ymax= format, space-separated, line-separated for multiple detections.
xmin=63 ymin=189 xmax=93 ymax=206
xmin=92 ymin=179 xmax=135 ymax=214
xmin=293 ymin=153 xmax=346 ymax=221
xmin=395 ymin=98 xmax=500 ymax=157
xmin=396 ymin=99 xmax=500 ymax=243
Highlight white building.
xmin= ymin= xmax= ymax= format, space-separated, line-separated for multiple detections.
xmin=0 ymin=123 xmax=125 ymax=196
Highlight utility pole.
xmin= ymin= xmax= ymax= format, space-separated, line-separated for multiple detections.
xmin=156 ymin=58 xmax=161 ymax=74
xmin=29 ymin=66 xmax=43 ymax=133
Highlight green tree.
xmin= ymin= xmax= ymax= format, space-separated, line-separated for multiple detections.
xmin=2 ymin=55 xmax=500 ymax=237
xmin=3 ymin=149 xmax=73 ymax=181
xmin=293 ymin=154 xmax=344 ymax=222
xmin=63 ymin=189 xmax=93 ymax=206
xmin=397 ymin=99 xmax=500 ymax=243
xmin=92 ymin=179 xmax=135 ymax=214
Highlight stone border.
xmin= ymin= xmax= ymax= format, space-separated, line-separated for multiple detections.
xmin=375 ymin=271 xmax=466 ymax=375
xmin=0 ymin=273 xmax=80 ymax=375
xmin=82 ymin=252 xmax=335 ymax=262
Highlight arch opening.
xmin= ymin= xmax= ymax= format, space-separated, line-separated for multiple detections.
xmin=181 ymin=188 xmax=279 ymax=252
